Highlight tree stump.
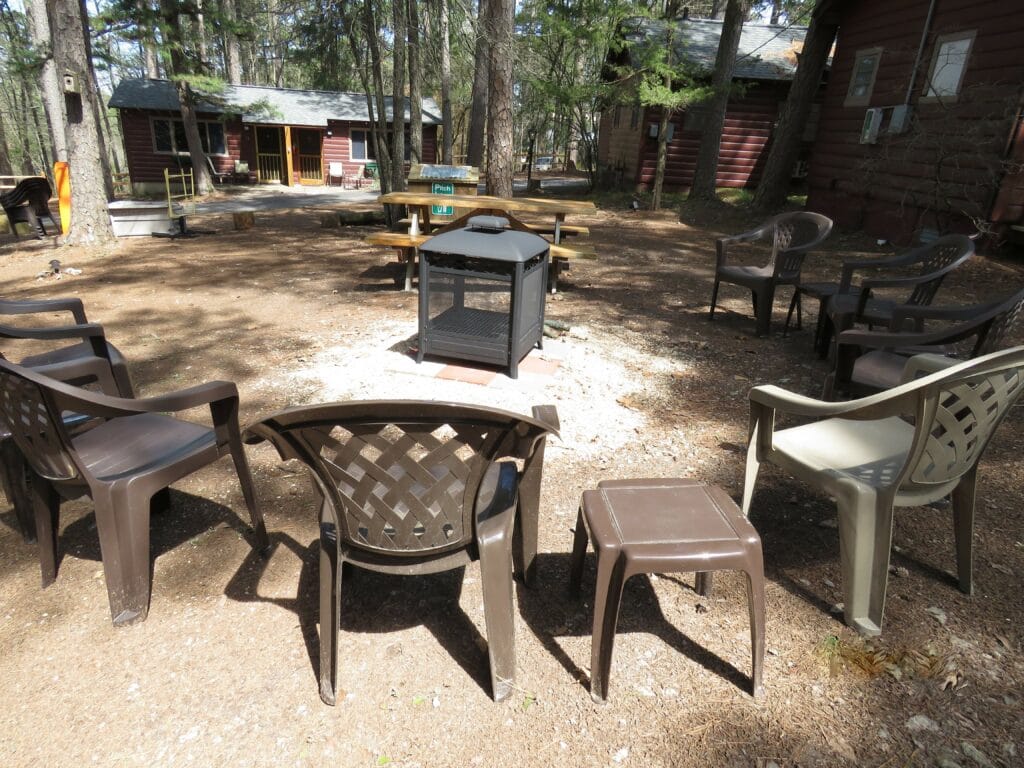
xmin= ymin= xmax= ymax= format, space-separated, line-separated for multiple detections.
xmin=233 ymin=211 xmax=255 ymax=230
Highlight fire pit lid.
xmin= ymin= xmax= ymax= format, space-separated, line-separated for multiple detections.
xmin=420 ymin=216 xmax=549 ymax=263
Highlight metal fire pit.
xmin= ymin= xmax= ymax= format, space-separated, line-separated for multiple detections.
xmin=417 ymin=215 xmax=549 ymax=378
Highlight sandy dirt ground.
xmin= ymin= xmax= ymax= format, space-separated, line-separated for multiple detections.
xmin=1 ymin=195 xmax=1022 ymax=768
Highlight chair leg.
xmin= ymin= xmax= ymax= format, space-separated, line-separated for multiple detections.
xmin=1 ymin=439 xmax=35 ymax=542
xmin=478 ymin=527 xmax=517 ymax=702
xmin=695 ymin=571 xmax=713 ymax=597
xmin=568 ymin=506 xmax=589 ymax=596
xmin=228 ymin=436 xmax=270 ymax=552
xmin=318 ymin=520 xmax=340 ymax=705
xmin=951 ymin=468 xmax=978 ymax=595
xmin=741 ymin=439 xmax=761 ymax=517
xmin=783 ymin=291 xmax=799 ymax=337
xmin=93 ymin=485 xmax=153 ymax=626
xmin=753 ymin=286 xmax=775 ymax=337
xmin=744 ymin=553 xmax=766 ymax=698
xmin=513 ymin=441 xmax=546 ymax=587
xmin=590 ymin=551 xmax=627 ymax=702
xmin=836 ymin=488 xmax=895 ymax=637
xmin=708 ymin=278 xmax=720 ymax=320
xmin=29 ymin=472 xmax=60 ymax=586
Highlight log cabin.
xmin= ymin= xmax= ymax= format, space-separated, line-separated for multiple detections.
xmin=108 ymin=79 xmax=440 ymax=195
xmin=806 ymin=0 xmax=1024 ymax=244
xmin=598 ymin=16 xmax=817 ymax=192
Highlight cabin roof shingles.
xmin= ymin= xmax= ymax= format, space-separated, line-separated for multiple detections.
xmin=625 ymin=18 xmax=809 ymax=81
xmin=108 ymin=79 xmax=442 ymax=126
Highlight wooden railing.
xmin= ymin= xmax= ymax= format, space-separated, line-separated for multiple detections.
xmin=298 ymin=154 xmax=322 ymax=182
xmin=257 ymin=153 xmax=283 ymax=183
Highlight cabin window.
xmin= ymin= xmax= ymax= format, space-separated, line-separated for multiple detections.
xmin=151 ymin=118 xmax=226 ymax=155
xmin=844 ymin=47 xmax=882 ymax=107
xmin=350 ymin=129 xmax=375 ymax=161
xmin=613 ymin=106 xmax=621 ymax=129
xmin=350 ymin=129 xmax=411 ymax=161
xmin=923 ymin=31 xmax=975 ymax=99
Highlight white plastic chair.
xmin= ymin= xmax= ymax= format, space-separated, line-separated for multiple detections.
xmin=326 ymin=162 xmax=344 ymax=187
xmin=743 ymin=346 xmax=1024 ymax=636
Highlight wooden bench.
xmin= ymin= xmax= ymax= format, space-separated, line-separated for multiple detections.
xmin=364 ymin=231 xmax=596 ymax=291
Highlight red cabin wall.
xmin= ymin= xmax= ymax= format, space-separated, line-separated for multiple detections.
xmin=807 ymin=0 xmax=1024 ymax=242
xmin=597 ymin=81 xmax=792 ymax=192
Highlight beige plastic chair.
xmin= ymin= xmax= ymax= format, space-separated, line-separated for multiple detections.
xmin=326 ymin=162 xmax=344 ymax=187
xmin=742 ymin=346 xmax=1024 ymax=636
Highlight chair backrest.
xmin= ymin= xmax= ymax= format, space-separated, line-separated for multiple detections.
xmin=902 ymin=346 xmax=1024 ymax=489
xmin=770 ymin=211 xmax=833 ymax=275
xmin=246 ymin=401 xmax=556 ymax=561
xmin=234 ymin=160 xmax=250 ymax=174
xmin=0 ymin=359 xmax=80 ymax=482
xmin=0 ymin=177 xmax=53 ymax=216
xmin=905 ymin=234 xmax=975 ymax=306
xmin=974 ymin=288 xmax=1024 ymax=356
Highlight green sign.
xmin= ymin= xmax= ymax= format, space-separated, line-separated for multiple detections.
xmin=431 ymin=181 xmax=454 ymax=216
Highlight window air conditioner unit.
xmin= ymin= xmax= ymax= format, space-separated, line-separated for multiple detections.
xmin=860 ymin=108 xmax=883 ymax=144
xmin=887 ymin=105 xmax=912 ymax=134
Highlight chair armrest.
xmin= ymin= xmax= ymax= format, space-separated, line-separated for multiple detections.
xmin=45 ymin=376 xmax=239 ymax=420
xmin=889 ymin=300 xmax=997 ymax=328
xmin=836 ymin=324 xmax=976 ymax=352
xmin=0 ymin=321 xmax=107 ymax=342
xmin=0 ymin=297 xmax=88 ymax=324
xmin=899 ymin=353 xmax=958 ymax=383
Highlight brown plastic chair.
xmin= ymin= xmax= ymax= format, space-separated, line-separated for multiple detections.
xmin=0 ymin=357 xmax=269 ymax=626
xmin=709 ymin=211 xmax=833 ymax=337
xmin=569 ymin=478 xmax=765 ymax=702
xmin=823 ymin=234 xmax=975 ymax=355
xmin=0 ymin=177 xmax=60 ymax=239
xmin=743 ymin=346 xmax=1024 ymax=636
xmin=244 ymin=400 xmax=558 ymax=705
xmin=826 ymin=287 xmax=1024 ymax=399
xmin=1 ymin=298 xmax=136 ymax=541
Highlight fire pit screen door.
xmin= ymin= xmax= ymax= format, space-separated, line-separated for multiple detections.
xmin=417 ymin=216 xmax=549 ymax=378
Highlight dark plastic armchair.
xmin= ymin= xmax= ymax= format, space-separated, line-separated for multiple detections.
xmin=0 ymin=357 xmax=268 ymax=626
xmin=244 ymin=400 xmax=558 ymax=705
xmin=822 ymin=234 xmax=975 ymax=355
xmin=709 ymin=211 xmax=833 ymax=337
xmin=0 ymin=177 xmax=60 ymax=239
xmin=1 ymin=298 xmax=135 ymax=541
xmin=826 ymin=287 xmax=1024 ymax=399
xmin=743 ymin=346 xmax=1024 ymax=636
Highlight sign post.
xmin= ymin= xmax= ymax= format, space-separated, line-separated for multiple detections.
xmin=430 ymin=181 xmax=454 ymax=216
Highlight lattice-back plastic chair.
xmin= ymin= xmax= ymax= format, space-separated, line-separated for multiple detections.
xmin=1 ymin=297 xmax=135 ymax=541
xmin=0 ymin=358 xmax=268 ymax=626
xmin=824 ymin=234 xmax=975 ymax=350
xmin=0 ymin=177 xmax=60 ymax=239
xmin=709 ymin=211 xmax=833 ymax=337
xmin=827 ymin=286 xmax=1024 ymax=398
xmin=743 ymin=346 xmax=1024 ymax=636
xmin=244 ymin=400 xmax=558 ymax=705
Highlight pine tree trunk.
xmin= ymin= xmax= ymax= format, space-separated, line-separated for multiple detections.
xmin=26 ymin=0 xmax=68 ymax=163
xmin=466 ymin=0 xmax=489 ymax=168
xmin=484 ymin=0 xmax=513 ymax=196
xmin=221 ymin=0 xmax=242 ymax=83
xmin=689 ymin=0 xmax=746 ymax=200
xmin=46 ymin=0 xmax=115 ymax=243
xmin=438 ymin=0 xmax=453 ymax=163
xmin=753 ymin=4 xmax=839 ymax=211
xmin=268 ymin=0 xmax=283 ymax=86
xmin=0 ymin=117 xmax=13 ymax=175
xmin=407 ymin=0 xmax=422 ymax=164
xmin=651 ymin=108 xmax=671 ymax=210
xmin=194 ymin=0 xmax=208 ymax=68
xmin=137 ymin=0 xmax=160 ymax=77
xmin=391 ymin=0 xmax=407 ymax=193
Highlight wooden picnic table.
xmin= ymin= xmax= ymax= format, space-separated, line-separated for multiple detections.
xmin=372 ymin=192 xmax=598 ymax=291
xmin=378 ymin=191 xmax=596 ymax=241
